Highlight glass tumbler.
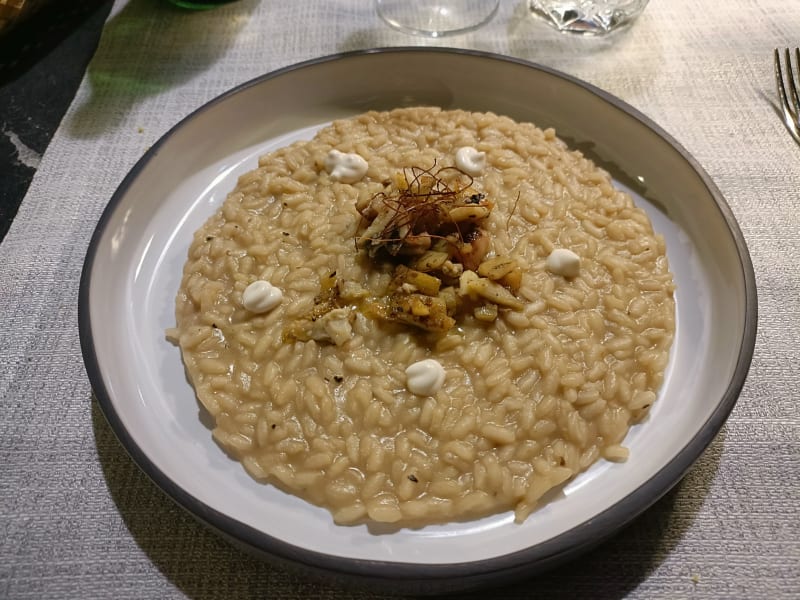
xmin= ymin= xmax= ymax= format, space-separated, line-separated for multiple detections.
xmin=375 ymin=0 xmax=500 ymax=37
xmin=528 ymin=0 xmax=650 ymax=35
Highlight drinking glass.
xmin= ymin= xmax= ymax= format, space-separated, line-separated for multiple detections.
xmin=375 ymin=0 xmax=500 ymax=37
xmin=528 ymin=0 xmax=650 ymax=35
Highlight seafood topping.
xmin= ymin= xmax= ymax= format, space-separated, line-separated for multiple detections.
xmin=355 ymin=164 xmax=524 ymax=333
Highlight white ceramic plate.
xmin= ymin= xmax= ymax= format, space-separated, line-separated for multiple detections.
xmin=79 ymin=49 xmax=756 ymax=593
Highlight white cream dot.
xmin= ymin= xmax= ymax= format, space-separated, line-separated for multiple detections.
xmin=455 ymin=146 xmax=486 ymax=176
xmin=546 ymin=248 xmax=581 ymax=278
xmin=242 ymin=280 xmax=283 ymax=313
xmin=324 ymin=149 xmax=368 ymax=184
xmin=405 ymin=359 xmax=446 ymax=396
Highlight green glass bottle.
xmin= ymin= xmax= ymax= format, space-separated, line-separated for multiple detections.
xmin=167 ymin=0 xmax=241 ymax=9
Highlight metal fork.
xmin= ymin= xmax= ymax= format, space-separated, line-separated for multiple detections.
xmin=775 ymin=48 xmax=800 ymax=146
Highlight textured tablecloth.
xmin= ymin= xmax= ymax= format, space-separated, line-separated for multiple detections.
xmin=1 ymin=0 xmax=798 ymax=597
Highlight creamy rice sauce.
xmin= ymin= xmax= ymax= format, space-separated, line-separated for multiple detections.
xmin=172 ymin=107 xmax=675 ymax=525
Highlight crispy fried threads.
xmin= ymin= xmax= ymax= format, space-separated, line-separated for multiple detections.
xmin=173 ymin=107 xmax=676 ymax=527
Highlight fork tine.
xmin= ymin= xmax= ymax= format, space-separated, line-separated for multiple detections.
xmin=792 ymin=48 xmax=800 ymax=115
xmin=785 ymin=48 xmax=800 ymax=117
xmin=775 ymin=48 xmax=800 ymax=145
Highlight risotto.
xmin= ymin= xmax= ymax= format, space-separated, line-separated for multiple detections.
xmin=171 ymin=107 xmax=675 ymax=525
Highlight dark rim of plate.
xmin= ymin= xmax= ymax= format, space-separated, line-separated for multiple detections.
xmin=78 ymin=47 xmax=758 ymax=586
